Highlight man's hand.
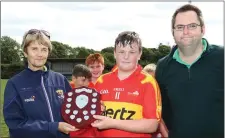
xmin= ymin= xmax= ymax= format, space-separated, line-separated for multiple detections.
xmin=91 ymin=115 xmax=115 ymax=130
xmin=58 ymin=122 xmax=79 ymax=134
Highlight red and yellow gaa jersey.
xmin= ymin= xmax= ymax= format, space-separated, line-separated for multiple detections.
xmin=95 ymin=65 xmax=162 ymax=137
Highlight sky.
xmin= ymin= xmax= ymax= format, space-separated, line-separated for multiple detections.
xmin=1 ymin=2 xmax=224 ymax=51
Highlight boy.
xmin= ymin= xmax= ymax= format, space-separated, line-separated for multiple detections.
xmin=92 ymin=31 xmax=162 ymax=137
xmin=70 ymin=64 xmax=92 ymax=88
xmin=69 ymin=64 xmax=98 ymax=137
xmin=70 ymin=53 xmax=104 ymax=88
xmin=85 ymin=53 xmax=105 ymax=84
xmin=69 ymin=63 xmax=94 ymax=88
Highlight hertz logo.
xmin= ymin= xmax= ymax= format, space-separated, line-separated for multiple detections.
xmin=102 ymin=101 xmax=143 ymax=120
xmin=103 ymin=107 xmax=135 ymax=120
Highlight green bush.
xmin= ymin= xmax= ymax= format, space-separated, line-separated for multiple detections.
xmin=1 ymin=64 xmax=24 ymax=79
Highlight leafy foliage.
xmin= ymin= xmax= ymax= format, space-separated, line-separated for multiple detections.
xmin=1 ymin=36 xmax=172 ymax=78
xmin=0 ymin=36 xmax=23 ymax=64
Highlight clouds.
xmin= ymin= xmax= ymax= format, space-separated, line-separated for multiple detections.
xmin=2 ymin=2 xmax=223 ymax=50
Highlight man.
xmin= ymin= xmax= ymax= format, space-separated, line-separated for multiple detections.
xmin=3 ymin=29 xmax=77 ymax=138
xmin=91 ymin=31 xmax=162 ymax=137
xmin=155 ymin=4 xmax=224 ymax=138
xmin=69 ymin=53 xmax=104 ymax=88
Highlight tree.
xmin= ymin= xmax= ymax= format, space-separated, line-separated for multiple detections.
xmin=102 ymin=52 xmax=115 ymax=72
xmin=140 ymin=47 xmax=157 ymax=66
xmin=101 ymin=47 xmax=114 ymax=54
xmin=75 ymin=47 xmax=95 ymax=58
xmin=68 ymin=47 xmax=78 ymax=59
xmin=157 ymin=45 xmax=171 ymax=59
xmin=1 ymin=36 xmax=22 ymax=64
xmin=158 ymin=45 xmax=171 ymax=55
xmin=50 ymin=41 xmax=71 ymax=58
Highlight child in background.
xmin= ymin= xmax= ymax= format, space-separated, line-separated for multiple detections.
xmin=143 ymin=63 xmax=157 ymax=77
xmin=69 ymin=64 xmax=94 ymax=89
xmin=69 ymin=64 xmax=97 ymax=138
xmin=85 ymin=53 xmax=104 ymax=84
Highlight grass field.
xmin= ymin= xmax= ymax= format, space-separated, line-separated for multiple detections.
xmin=1 ymin=79 xmax=9 ymax=137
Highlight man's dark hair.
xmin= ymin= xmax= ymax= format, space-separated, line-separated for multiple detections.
xmin=72 ymin=64 xmax=92 ymax=79
xmin=172 ymin=4 xmax=204 ymax=29
xmin=114 ymin=31 xmax=142 ymax=52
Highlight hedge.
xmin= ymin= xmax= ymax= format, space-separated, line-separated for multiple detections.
xmin=1 ymin=63 xmax=24 ymax=79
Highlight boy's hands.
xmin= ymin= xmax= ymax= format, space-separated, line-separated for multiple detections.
xmin=91 ymin=115 xmax=115 ymax=129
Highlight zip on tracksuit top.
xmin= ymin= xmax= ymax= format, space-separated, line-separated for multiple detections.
xmin=3 ymin=64 xmax=72 ymax=138
xmin=155 ymin=38 xmax=224 ymax=138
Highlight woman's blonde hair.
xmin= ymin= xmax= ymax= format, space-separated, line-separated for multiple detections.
xmin=21 ymin=29 xmax=52 ymax=53
xmin=143 ymin=63 xmax=156 ymax=73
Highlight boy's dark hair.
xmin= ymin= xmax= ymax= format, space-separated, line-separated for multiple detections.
xmin=72 ymin=64 xmax=92 ymax=79
xmin=114 ymin=31 xmax=142 ymax=52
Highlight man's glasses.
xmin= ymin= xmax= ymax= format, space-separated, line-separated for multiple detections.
xmin=26 ymin=29 xmax=50 ymax=39
xmin=173 ymin=23 xmax=201 ymax=31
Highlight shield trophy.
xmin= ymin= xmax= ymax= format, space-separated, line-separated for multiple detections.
xmin=61 ymin=86 xmax=101 ymax=129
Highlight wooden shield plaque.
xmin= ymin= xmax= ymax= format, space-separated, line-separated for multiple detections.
xmin=61 ymin=86 xmax=101 ymax=129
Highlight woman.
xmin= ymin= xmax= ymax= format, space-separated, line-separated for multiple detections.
xmin=3 ymin=29 xmax=78 ymax=138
